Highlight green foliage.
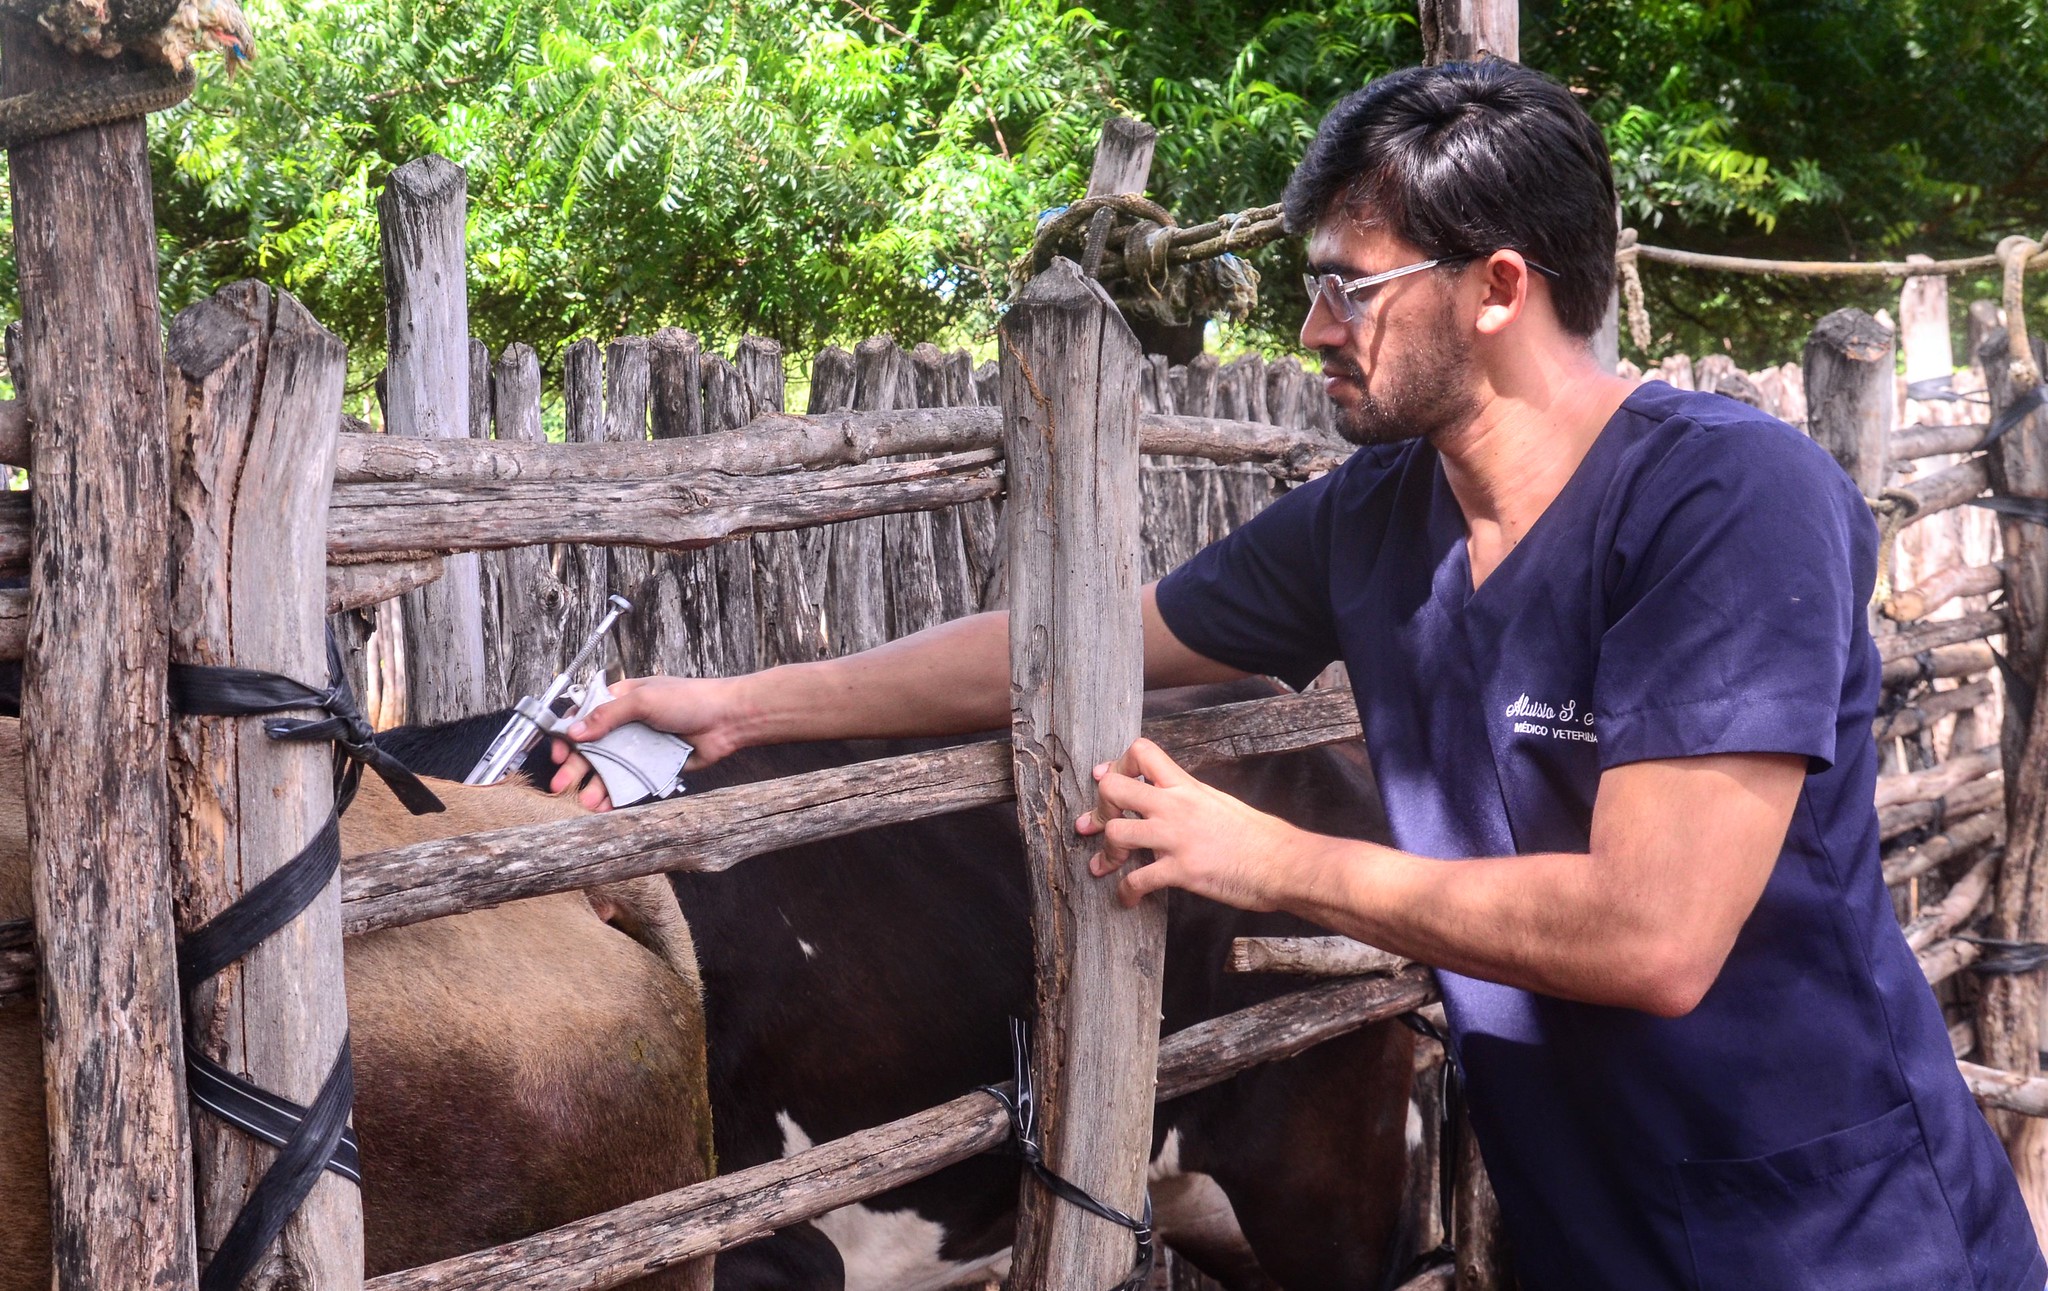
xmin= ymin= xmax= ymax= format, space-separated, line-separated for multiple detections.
xmin=0 ymin=0 xmax=2041 ymax=378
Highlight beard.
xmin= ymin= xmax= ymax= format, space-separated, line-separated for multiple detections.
xmin=1323 ymin=300 xmax=1480 ymax=447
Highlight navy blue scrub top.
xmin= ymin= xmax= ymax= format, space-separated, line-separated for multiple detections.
xmin=1156 ymin=382 xmax=2045 ymax=1290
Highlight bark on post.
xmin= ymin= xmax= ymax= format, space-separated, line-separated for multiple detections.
xmin=912 ymin=342 xmax=979 ymax=622
xmin=380 ymin=156 xmax=486 ymax=721
xmin=558 ymin=339 xmax=614 ymax=675
xmin=742 ymin=338 xmax=825 ymax=665
xmin=703 ymin=355 xmax=759 ymax=675
xmin=1804 ymin=308 xmax=1896 ymax=498
xmin=2 ymin=17 xmax=195 ymax=1287
xmin=1975 ymin=252 xmax=2048 ymax=1238
xmin=1419 ymin=0 xmax=1519 ymax=63
xmin=1087 ymin=116 xmax=1157 ymax=197
xmin=483 ymin=343 xmax=566 ymax=704
xmin=650 ymin=328 xmax=718 ymax=678
xmin=604 ymin=336 xmax=658 ymax=676
xmin=1001 ymin=259 xmax=1157 ymax=1290
xmin=807 ymin=347 xmax=860 ymax=652
xmin=826 ymin=339 xmax=899 ymax=653
xmin=166 ymin=282 xmax=361 ymax=1287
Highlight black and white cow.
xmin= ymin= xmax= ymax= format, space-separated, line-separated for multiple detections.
xmin=383 ymin=679 xmax=1423 ymax=1291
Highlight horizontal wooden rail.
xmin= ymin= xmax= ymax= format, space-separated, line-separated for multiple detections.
xmin=1893 ymin=423 xmax=1992 ymax=462
xmin=1632 ymin=241 xmax=2048 ymax=280
xmin=1231 ymin=935 xmax=1407 ymax=977
xmin=1962 ymin=1060 xmax=2048 ymax=1118
xmin=338 ymin=686 xmax=1364 ymax=937
xmin=1878 ymin=776 xmax=2001 ymax=843
xmin=0 ymin=403 xmax=1348 ymax=488
xmin=1885 ymin=812 xmax=2004 ymax=886
xmin=0 ymin=557 xmax=453 ymax=659
xmin=1883 ymin=562 xmax=2005 ymax=623
xmin=1878 ymin=609 xmax=2007 ymax=664
xmin=1880 ymin=641 xmax=1995 ymax=688
xmin=362 ymin=966 xmax=1435 ymax=1291
xmin=1873 ymin=679 xmax=1996 ymax=743
xmin=1888 ymin=455 xmax=1990 ymax=524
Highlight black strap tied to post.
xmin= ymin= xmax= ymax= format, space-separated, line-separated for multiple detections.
xmin=1961 ymin=936 xmax=2048 ymax=977
xmin=169 ymin=629 xmax=438 ymax=1290
xmin=979 ymin=1018 xmax=1156 ymax=1291
xmin=170 ymin=632 xmax=444 ymax=816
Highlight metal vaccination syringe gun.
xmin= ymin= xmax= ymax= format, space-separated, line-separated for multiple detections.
xmin=463 ymin=594 xmax=694 ymax=806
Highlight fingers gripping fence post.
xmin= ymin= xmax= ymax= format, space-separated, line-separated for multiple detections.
xmin=166 ymin=283 xmax=363 ymax=1288
xmin=1 ymin=12 xmax=198 ymax=1289
xmin=1000 ymin=257 xmax=1161 ymax=1289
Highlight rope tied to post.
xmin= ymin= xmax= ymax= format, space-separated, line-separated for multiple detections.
xmin=979 ymin=1017 xmax=1157 ymax=1291
xmin=0 ymin=0 xmax=251 ymax=150
xmin=169 ymin=629 xmax=439 ymax=1291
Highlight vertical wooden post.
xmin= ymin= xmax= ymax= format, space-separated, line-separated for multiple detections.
xmin=483 ymin=343 xmax=564 ymax=704
xmin=1002 ymin=258 xmax=1156 ymax=1290
xmin=1968 ymin=301 xmax=2006 ymax=374
xmin=166 ymin=282 xmax=361 ymax=1287
xmin=1088 ymin=117 xmax=1157 ymax=198
xmin=702 ymin=355 xmax=760 ymax=676
xmin=1899 ymin=255 xmax=1952 ymax=387
xmin=1975 ymin=235 xmax=2048 ymax=1241
xmin=1419 ymin=0 xmax=1519 ymax=63
xmin=604 ymin=336 xmax=658 ymax=676
xmin=1803 ymin=308 xmax=1896 ymax=497
xmin=807 ymin=347 xmax=860 ymax=652
xmin=826 ymin=339 xmax=899 ymax=653
xmin=558 ymin=338 xmax=613 ymax=675
xmin=1 ymin=18 xmax=195 ymax=1288
xmin=742 ymin=338 xmax=826 ymax=665
xmin=650 ymin=328 xmax=718 ymax=678
xmin=380 ymin=156 xmax=486 ymax=721
xmin=912 ymin=342 xmax=980 ymax=622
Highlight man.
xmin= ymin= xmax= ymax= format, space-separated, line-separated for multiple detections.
xmin=559 ymin=61 xmax=2043 ymax=1289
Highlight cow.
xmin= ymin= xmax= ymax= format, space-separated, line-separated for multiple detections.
xmin=380 ymin=678 xmax=1424 ymax=1291
xmin=0 ymin=720 xmax=716 ymax=1289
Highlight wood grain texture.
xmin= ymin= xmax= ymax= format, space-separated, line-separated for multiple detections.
xmin=1884 ymin=561 xmax=2006 ymax=622
xmin=824 ymin=339 xmax=896 ymax=654
xmin=1873 ymin=679 xmax=1996 ymax=742
xmin=1876 ymin=609 xmax=2006 ymax=663
xmin=602 ymin=336 xmax=661 ymax=676
xmin=556 ymin=339 xmax=614 ymax=677
xmin=2 ymin=18 xmax=197 ymax=1287
xmin=1804 ymin=307 xmax=1896 ymax=497
xmin=1229 ymin=935 xmax=1409 ymax=977
xmin=1419 ymin=0 xmax=1519 ymax=62
xmin=802 ymin=346 xmax=859 ymax=654
xmin=649 ymin=328 xmax=720 ymax=678
xmin=1894 ymin=454 xmax=1991 ymax=520
xmin=166 ymin=282 xmax=362 ymax=1287
xmin=1893 ymin=422 xmax=1991 ymax=461
xmin=327 ymin=557 xmax=444 ymax=614
xmin=742 ymin=339 xmax=826 ymax=667
xmin=1001 ymin=258 xmax=1158 ymax=1291
xmin=1884 ymin=809 xmax=2004 ymax=886
xmin=702 ymin=356 xmax=760 ymax=675
xmin=381 ymin=156 xmax=487 ymax=722
xmin=479 ymin=343 xmax=566 ymax=704
xmin=358 ymin=968 xmax=1431 ymax=1291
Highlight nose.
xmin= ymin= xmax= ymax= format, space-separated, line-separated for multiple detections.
xmin=1299 ymin=299 xmax=1350 ymax=354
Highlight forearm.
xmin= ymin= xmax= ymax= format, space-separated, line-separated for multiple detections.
xmin=722 ymin=583 xmax=1242 ymax=750
xmin=729 ymin=610 xmax=1013 ymax=747
xmin=1280 ymin=838 xmax=1705 ymax=1016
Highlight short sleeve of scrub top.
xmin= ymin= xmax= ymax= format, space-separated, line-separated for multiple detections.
xmin=1593 ymin=423 xmax=1873 ymax=774
xmin=1153 ymin=459 xmax=1351 ymax=690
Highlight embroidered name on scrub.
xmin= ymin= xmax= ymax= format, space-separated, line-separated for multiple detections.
xmin=1505 ymin=693 xmax=1597 ymax=742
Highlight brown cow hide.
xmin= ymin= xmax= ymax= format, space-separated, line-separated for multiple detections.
xmin=0 ymin=720 xmax=712 ymax=1288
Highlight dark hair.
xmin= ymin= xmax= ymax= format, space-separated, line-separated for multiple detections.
xmin=1283 ymin=61 xmax=1617 ymax=338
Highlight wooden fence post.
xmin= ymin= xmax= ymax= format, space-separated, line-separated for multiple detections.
xmin=703 ymin=355 xmax=760 ymax=675
xmin=166 ymin=282 xmax=361 ymax=1287
xmin=1419 ymin=0 xmax=1519 ymax=64
xmin=1 ymin=17 xmax=196 ymax=1287
xmin=1002 ymin=258 xmax=1158 ymax=1289
xmin=742 ymin=338 xmax=827 ymax=666
xmin=1975 ymin=269 xmax=2048 ymax=1238
xmin=380 ymin=156 xmax=486 ymax=722
xmin=1804 ymin=308 xmax=1896 ymax=498
xmin=483 ymin=343 xmax=566 ymax=704
xmin=1899 ymin=255 xmax=1951 ymax=387
xmin=826 ymin=339 xmax=898 ymax=654
xmin=649 ymin=328 xmax=719 ymax=678
xmin=604 ymin=336 xmax=659 ymax=676
xmin=804 ymin=346 xmax=859 ymax=652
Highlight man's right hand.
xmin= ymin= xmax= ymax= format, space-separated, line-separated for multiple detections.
xmin=547 ymin=675 xmax=754 ymax=810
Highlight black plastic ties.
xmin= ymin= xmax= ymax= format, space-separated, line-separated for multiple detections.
xmin=980 ymin=1018 xmax=1156 ymax=1291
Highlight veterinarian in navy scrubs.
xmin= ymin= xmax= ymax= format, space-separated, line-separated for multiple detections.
xmin=1087 ymin=63 xmax=2047 ymax=1290
xmin=561 ymin=57 xmax=2046 ymax=1291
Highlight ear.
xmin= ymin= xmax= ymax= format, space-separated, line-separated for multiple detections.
xmin=1473 ymin=251 xmax=1535 ymax=337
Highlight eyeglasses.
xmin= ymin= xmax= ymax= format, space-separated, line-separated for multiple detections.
xmin=1303 ymin=253 xmax=1562 ymax=326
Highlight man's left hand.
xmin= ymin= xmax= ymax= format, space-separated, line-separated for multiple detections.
xmin=1078 ymin=738 xmax=1322 ymax=911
